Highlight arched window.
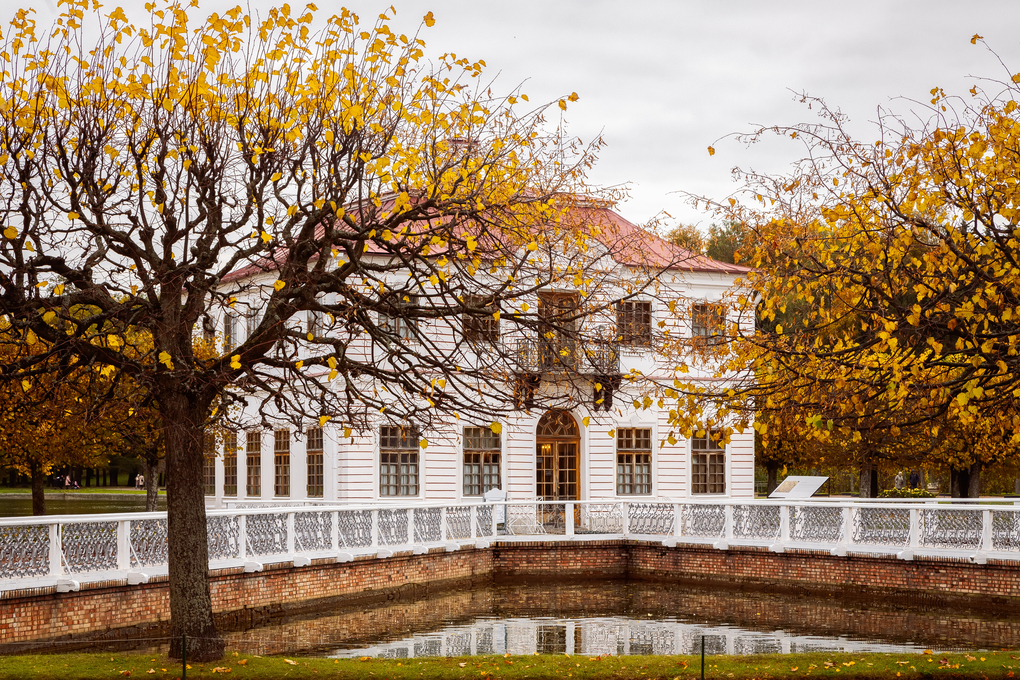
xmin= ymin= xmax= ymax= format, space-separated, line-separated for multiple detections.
xmin=536 ymin=410 xmax=579 ymax=500
xmin=536 ymin=409 xmax=578 ymax=438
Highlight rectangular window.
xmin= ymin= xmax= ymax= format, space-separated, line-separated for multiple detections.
xmin=380 ymin=425 xmax=419 ymax=496
xmin=537 ymin=292 xmax=578 ymax=369
xmin=691 ymin=302 xmax=725 ymax=342
xmin=246 ymin=431 xmax=262 ymax=497
xmin=617 ymin=428 xmax=652 ymax=495
xmin=306 ymin=426 xmax=324 ymax=498
xmin=616 ymin=301 xmax=652 ymax=346
xmin=380 ymin=295 xmax=418 ymax=342
xmin=223 ymin=313 xmax=236 ymax=351
xmin=463 ymin=426 xmax=501 ymax=496
xmin=691 ymin=431 xmax=726 ymax=494
xmin=246 ymin=311 xmax=259 ymax=340
xmin=203 ymin=433 xmax=216 ymax=496
xmin=463 ymin=295 xmax=499 ymax=344
xmin=223 ymin=432 xmax=238 ymax=496
xmin=274 ymin=429 xmax=290 ymax=497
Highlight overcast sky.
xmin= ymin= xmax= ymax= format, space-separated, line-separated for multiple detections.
xmin=9 ymin=0 xmax=1020 ymax=231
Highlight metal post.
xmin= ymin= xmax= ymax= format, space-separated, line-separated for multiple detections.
xmin=701 ymin=634 xmax=705 ymax=680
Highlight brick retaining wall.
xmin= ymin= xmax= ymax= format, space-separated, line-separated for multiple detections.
xmin=2 ymin=540 xmax=1019 ymax=647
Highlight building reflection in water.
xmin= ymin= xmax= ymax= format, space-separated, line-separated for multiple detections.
xmin=334 ymin=617 xmax=929 ymax=659
xmin=222 ymin=580 xmax=1020 ymax=658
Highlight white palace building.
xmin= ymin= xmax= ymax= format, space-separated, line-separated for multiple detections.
xmin=203 ymin=205 xmax=754 ymax=508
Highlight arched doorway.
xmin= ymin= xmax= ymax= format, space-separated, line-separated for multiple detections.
xmin=536 ymin=410 xmax=580 ymax=500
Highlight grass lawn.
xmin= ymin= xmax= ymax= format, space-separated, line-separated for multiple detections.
xmin=0 ymin=650 xmax=1017 ymax=679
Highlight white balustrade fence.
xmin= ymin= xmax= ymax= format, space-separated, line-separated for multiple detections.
xmin=1 ymin=499 xmax=1019 ymax=593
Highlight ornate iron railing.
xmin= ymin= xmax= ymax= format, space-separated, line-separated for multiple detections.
xmin=512 ymin=337 xmax=619 ymax=375
xmin=1 ymin=498 xmax=1018 ymax=592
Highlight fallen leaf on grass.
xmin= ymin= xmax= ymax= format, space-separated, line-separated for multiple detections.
xmin=459 ymin=663 xmax=467 ymax=668
xmin=147 ymin=671 xmax=156 ymax=675
xmin=237 ymin=660 xmax=247 ymax=666
xmin=284 ymin=659 xmax=298 ymax=665
xmin=791 ymin=667 xmax=799 ymax=671
xmin=967 ymin=655 xmax=977 ymax=661
xmin=211 ymin=668 xmax=232 ymax=674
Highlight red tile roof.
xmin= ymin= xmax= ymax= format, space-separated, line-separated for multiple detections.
xmin=222 ymin=201 xmax=748 ymax=283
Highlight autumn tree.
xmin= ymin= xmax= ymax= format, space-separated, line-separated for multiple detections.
xmin=0 ymin=1 xmax=687 ymax=659
xmin=673 ymin=47 xmax=1020 ymax=494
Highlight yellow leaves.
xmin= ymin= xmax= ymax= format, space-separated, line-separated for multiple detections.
xmin=344 ymin=427 xmax=352 ymax=439
xmin=971 ymin=34 xmax=983 ymax=44
xmin=295 ymin=360 xmax=303 ymax=369
xmin=229 ymin=355 xmax=241 ymax=369
xmin=271 ymin=172 xmax=282 ymax=182
xmin=558 ymin=100 xmax=567 ymax=111
xmin=582 ymin=416 xmax=590 ymax=427
xmin=423 ymin=11 xmax=435 ymax=27
xmin=707 ymin=146 xmax=715 ymax=156
xmin=319 ymin=415 xmax=331 ymax=427
xmin=492 ymin=310 xmax=501 ymax=321
xmin=67 ymin=212 xmax=79 ymax=221
xmin=25 ymin=329 xmax=37 ymax=345
xmin=158 ymin=351 xmax=174 ymax=369
xmin=260 ymin=231 xmax=273 ymax=243
xmin=419 ymin=438 xmax=428 ymax=449
xmin=3 ymin=226 xmax=17 ymax=239
xmin=489 ymin=422 xmax=502 ymax=434
xmin=568 ymin=92 xmax=579 ymax=102
xmin=274 ymin=280 xmax=286 ymax=291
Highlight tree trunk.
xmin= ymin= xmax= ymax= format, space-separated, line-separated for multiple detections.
xmin=29 ymin=460 xmax=45 ymax=516
xmin=869 ymin=467 xmax=879 ymax=498
xmin=161 ymin=388 xmax=224 ymax=661
xmin=967 ymin=460 xmax=982 ymax=499
xmin=143 ymin=452 xmax=161 ymax=513
xmin=765 ymin=460 xmax=781 ymax=496
xmin=859 ymin=463 xmax=872 ymax=498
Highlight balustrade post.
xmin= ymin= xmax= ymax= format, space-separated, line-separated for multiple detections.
xmin=724 ymin=503 xmax=734 ymax=540
xmin=909 ymin=508 xmax=920 ymax=549
xmin=407 ymin=508 xmax=415 ymax=547
xmin=843 ymin=506 xmax=854 ymax=547
xmin=370 ymin=509 xmax=379 ymax=548
xmin=331 ymin=511 xmax=340 ymax=553
xmin=441 ymin=507 xmax=449 ymax=542
xmin=470 ymin=505 xmax=478 ymax=540
xmin=981 ymin=509 xmax=993 ymax=552
xmin=620 ymin=502 xmax=629 ymax=537
xmin=238 ymin=514 xmax=247 ymax=561
xmin=48 ymin=523 xmax=62 ymax=577
xmin=286 ymin=513 xmax=296 ymax=555
xmin=779 ymin=505 xmax=790 ymax=543
xmin=673 ymin=503 xmax=682 ymax=538
xmin=566 ymin=503 xmax=575 ymax=537
xmin=117 ymin=520 xmax=131 ymax=571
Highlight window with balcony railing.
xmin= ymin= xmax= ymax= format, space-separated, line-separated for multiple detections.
xmin=538 ymin=292 xmax=578 ymax=370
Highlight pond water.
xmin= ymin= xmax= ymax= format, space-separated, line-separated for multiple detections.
xmin=0 ymin=494 xmax=165 ymax=516
xmin=223 ymin=580 xmax=1020 ymax=658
